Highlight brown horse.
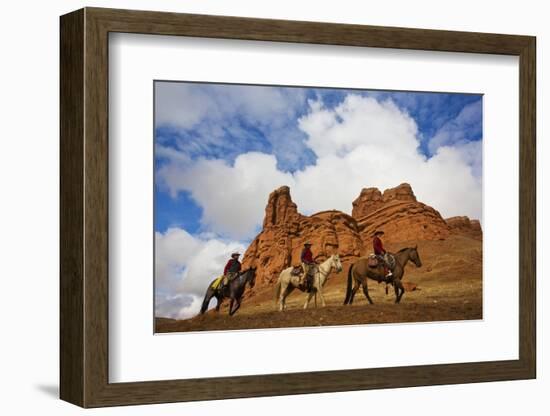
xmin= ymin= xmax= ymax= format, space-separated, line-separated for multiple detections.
xmin=343 ymin=246 xmax=422 ymax=305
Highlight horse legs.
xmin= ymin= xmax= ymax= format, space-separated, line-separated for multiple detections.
xmin=229 ymin=298 xmax=241 ymax=316
xmin=284 ymin=285 xmax=296 ymax=311
xmin=278 ymin=282 xmax=289 ymax=311
xmin=348 ymin=280 xmax=361 ymax=304
xmin=362 ymin=282 xmax=374 ymax=304
xmin=313 ymin=275 xmax=327 ymax=307
xmin=215 ymin=295 xmax=222 ymax=312
xmin=394 ymin=278 xmax=405 ymax=303
xmin=303 ymin=290 xmax=315 ymax=309
xmin=318 ymin=288 xmax=327 ymax=307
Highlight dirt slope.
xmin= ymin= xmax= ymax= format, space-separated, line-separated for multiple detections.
xmin=156 ymin=234 xmax=482 ymax=333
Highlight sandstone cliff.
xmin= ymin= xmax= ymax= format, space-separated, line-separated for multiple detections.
xmin=353 ymin=183 xmax=451 ymax=243
xmin=242 ymin=186 xmax=363 ymax=285
xmin=242 ymin=183 xmax=481 ymax=287
xmin=446 ymin=216 xmax=483 ymax=240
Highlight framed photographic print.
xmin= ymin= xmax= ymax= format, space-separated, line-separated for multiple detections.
xmin=60 ymin=7 xmax=536 ymax=408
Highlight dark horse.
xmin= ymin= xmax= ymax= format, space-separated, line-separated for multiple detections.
xmin=199 ymin=268 xmax=256 ymax=316
xmin=343 ymin=246 xmax=422 ymax=305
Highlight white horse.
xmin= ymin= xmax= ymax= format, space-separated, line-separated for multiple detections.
xmin=274 ymin=254 xmax=343 ymax=311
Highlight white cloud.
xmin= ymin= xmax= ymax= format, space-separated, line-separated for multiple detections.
xmin=155 ymin=82 xmax=306 ymax=131
xmin=157 ymin=151 xmax=294 ymax=239
xmin=452 ymin=139 xmax=483 ymax=178
xmin=157 ymin=94 xmax=482 ymax=240
xmin=155 ymin=293 xmax=202 ymax=320
xmin=155 ymin=82 xmax=216 ymax=130
xmin=155 ymin=228 xmax=246 ymax=319
xmin=299 ymin=95 xmax=419 ymax=158
xmin=155 ymin=82 xmax=312 ymax=170
xmin=292 ymin=95 xmax=482 ymax=220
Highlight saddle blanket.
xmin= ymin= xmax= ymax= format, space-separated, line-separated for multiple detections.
xmin=367 ymin=253 xmax=395 ymax=269
xmin=211 ymin=275 xmax=224 ymax=289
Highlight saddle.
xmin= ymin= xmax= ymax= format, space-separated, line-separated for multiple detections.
xmin=290 ymin=265 xmax=315 ymax=292
xmin=367 ymin=253 xmax=396 ymax=269
xmin=367 ymin=255 xmax=379 ymax=268
xmin=291 ymin=266 xmax=303 ymax=276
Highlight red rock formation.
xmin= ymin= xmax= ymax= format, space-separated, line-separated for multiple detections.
xmin=355 ymin=201 xmax=452 ymax=243
xmin=262 ymin=186 xmax=303 ymax=228
xmin=242 ymin=183 xmax=481 ymax=288
xmin=352 ymin=187 xmax=384 ymax=218
xmin=242 ymin=187 xmax=363 ymax=286
xmin=382 ymin=183 xmax=417 ymax=203
xmin=353 ymin=183 xmax=451 ymax=243
xmin=446 ymin=216 xmax=483 ymax=240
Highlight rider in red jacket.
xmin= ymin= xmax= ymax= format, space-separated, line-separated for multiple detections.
xmin=220 ymin=252 xmax=241 ymax=291
xmin=300 ymin=242 xmax=315 ymax=290
xmin=301 ymin=243 xmax=314 ymax=264
xmin=373 ymin=231 xmax=392 ymax=279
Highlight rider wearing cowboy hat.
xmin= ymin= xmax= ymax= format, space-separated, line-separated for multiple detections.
xmin=373 ymin=230 xmax=393 ymax=280
xmin=220 ymin=252 xmax=242 ymax=292
xmin=300 ymin=242 xmax=315 ymax=291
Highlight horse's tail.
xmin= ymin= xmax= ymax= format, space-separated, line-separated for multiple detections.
xmin=344 ymin=263 xmax=354 ymax=305
xmin=200 ymin=283 xmax=213 ymax=314
xmin=274 ymin=276 xmax=282 ymax=304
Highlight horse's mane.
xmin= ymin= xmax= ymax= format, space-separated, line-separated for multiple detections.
xmin=397 ymin=247 xmax=412 ymax=253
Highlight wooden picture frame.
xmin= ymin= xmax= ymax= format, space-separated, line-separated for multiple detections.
xmin=60 ymin=7 xmax=536 ymax=408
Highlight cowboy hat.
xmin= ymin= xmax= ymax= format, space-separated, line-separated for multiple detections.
xmin=231 ymin=252 xmax=241 ymax=257
xmin=304 ymin=242 xmax=312 ymax=246
xmin=374 ymin=230 xmax=385 ymax=236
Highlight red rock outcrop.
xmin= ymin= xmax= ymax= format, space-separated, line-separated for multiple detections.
xmin=242 ymin=187 xmax=363 ymax=285
xmin=262 ymin=185 xmax=303 ymax=228
xmin=352 ymin=187 xmax=384 ymax=218
xmin=446 ymin=216 xmax=483 ymax=240
xmin=353 ymin=183 xmax=451 ymax=243
xmin=356 ymin=200 xmax=452 ymax=243
xmin=382 ymin=183 xmax=417 ymax=203
xmin=242 ymin=183 xmax=482 ymax=287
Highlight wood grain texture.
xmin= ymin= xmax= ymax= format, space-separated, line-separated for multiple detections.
xmin=88 ymin=7 xmax=532 ymax=55
xmin=518 ymin=38 xmax=536 ymax=375
xmin=83 ymin=10 xmax=110 ymax=406
xmin=59 ymin=8 xmax=84 ymax=407
xmin=59 ymin=7 xmax=537 ymax=408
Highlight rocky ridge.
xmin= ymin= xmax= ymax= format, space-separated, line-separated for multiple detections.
xmin=242 ymin=184 xmax=481 ymax=287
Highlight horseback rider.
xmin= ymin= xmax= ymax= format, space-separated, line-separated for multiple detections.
xmin=220 ymin=252 xmax=241 ymax=292
xmin=300 ymin=242 xmax=316 ymax=291
xmin=373 ymin=230 xmax=393 ymax=281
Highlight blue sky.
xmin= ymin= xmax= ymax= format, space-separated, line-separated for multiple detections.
xmin=154 ymin=81 xmax=482 ymax=236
